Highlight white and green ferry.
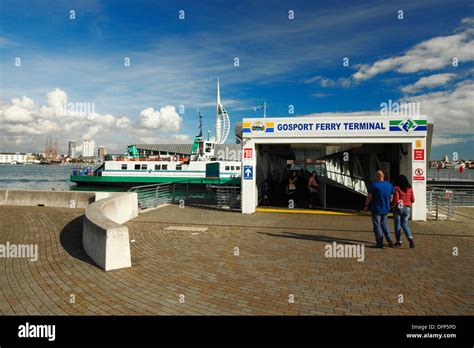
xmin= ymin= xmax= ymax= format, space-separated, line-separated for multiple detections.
xmin=71 ymin=81 xmax=241 ymax=186
xmin=70 ymin=135 xmax=241 ymax=186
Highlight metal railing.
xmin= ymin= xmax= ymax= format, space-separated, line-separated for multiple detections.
xmin=428 ymin=170 xmax=474 ymax=181
xmin=129 ymin=181 xmax=241 ymax=211
xmin=427 ymin=189 xmax=454 ymax=220
xmin=320 ymin=168 xmax=368 ymax=195
xmin=425 ymin=188 xmax=474 ymax=220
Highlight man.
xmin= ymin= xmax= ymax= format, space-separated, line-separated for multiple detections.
xmin=364 ymin=170 xmax=394 ymax=248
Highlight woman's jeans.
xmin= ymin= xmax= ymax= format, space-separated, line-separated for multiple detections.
xmin=393 ymin=206 xmax=413 ymax=242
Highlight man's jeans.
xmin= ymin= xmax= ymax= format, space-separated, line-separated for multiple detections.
xmin=371 ymin=213 xmax=392 ymax=247
xmin=393 ymin=206 xmax=413 ymax=242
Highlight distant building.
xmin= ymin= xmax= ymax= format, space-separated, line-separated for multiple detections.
xmin=68 ymin=141 xmax=77 ymax=158
xmin=0 ymin=152 xmax=27 ymax=164
xmin=82 ymin=140 xmax=95 ymax=157
xmin=130 ymin=143 xmax=242 ymax=161
xmin=98 ymin=146 xmax=107 ymax=158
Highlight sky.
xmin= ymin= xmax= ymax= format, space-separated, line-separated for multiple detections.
xmin=0 ymin=0 xmax=473 ymax=160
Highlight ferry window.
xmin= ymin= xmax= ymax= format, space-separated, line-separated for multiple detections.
xmin=162 ymin=164 xmax=168 ymax=170
xmin=134 ymin=164 xmax=140 ymax=170
xmin=155 ymin=164 xmax=161 ymax=170
xmin=225 ymin=166 xmax=230 ymax=170
xmin=176 ymin=165 xmax=182 ymax=170
xmin=236 ymin=166 xmax=240 ymax=170
xmin=121 ymin=164 xmax=127 ymax=170
xmin=231 ymin=166 xmax=235 ymax=170
xmin=205 ymin=144 xmax=212 ymax=152
xmin=141 ymin=164 xmax=147 ymax=170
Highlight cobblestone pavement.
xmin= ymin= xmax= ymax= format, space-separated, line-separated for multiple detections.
xmin=0 ymin=205 xmax=472 ymax=315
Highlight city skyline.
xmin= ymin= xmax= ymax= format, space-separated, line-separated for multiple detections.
xmin=0 ymin=0 xmax=473 ymax=160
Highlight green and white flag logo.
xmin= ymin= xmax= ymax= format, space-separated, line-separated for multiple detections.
xmin=389 ymin=118 xmax=427 ymax=132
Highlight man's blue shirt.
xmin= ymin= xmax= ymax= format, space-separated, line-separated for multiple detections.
xmin=368 ymin=181 xmax=394 ymax=215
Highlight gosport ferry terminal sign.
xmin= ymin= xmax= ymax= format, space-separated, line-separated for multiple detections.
xmin=242 ymin=116 xmax=427 ymax=137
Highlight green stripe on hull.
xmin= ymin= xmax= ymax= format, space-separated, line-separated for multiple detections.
xmin=70 ymin=175 xmax=240 ymax=185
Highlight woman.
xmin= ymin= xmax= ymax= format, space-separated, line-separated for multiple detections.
xmin=308 ymin=171 xmax=319 ymax=208
xmin=287 ymin=171 xmax=298 ymax=200
xmin=392 ymin=175 xmax=415 ymax=248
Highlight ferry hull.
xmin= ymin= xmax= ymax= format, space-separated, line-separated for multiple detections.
xmin=70 ymin=175 xmax=240 ymax=186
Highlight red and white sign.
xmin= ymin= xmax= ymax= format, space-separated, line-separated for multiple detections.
xmin=244 ymin=148 xmax=253 ymax=159
xmin=414 ymin=149 xmax=424 ymax=161
xmin=413 ymin=167 xmax=425 ymax=181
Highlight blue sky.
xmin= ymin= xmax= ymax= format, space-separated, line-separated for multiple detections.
xmin=0 ymin=0 xmax=473 ymax=159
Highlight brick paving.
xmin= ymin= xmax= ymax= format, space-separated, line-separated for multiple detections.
xmin=0 ymin=205 xmax=472 ymax=315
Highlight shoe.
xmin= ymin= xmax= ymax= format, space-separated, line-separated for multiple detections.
xmin=409 ymin=239 xmax=415 ymax=248
xmin=375 ymin=244 xmax=384 ymax=249
xmin=394 ymin=241 xmax=402 ymax=247
xmin=387 ymin=240 xmax=394 ymax=248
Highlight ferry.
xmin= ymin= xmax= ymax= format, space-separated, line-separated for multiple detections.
xmin=70 ymin=133 xmax=241 ymax=186
xmin=70 ymin=81 xmax=241 ymax=187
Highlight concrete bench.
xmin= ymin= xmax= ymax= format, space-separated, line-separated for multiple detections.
xmin=83 ymin=192 xmax=138 ymax=271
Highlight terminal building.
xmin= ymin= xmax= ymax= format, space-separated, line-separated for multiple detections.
xmin=239 ymin=115 xmax=432 ymax=221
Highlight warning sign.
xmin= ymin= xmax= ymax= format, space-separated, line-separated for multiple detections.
xmin=413 ymin=167 xmax=425 ymax=181
xmin=243 ymin=148 xmax=253 ymax=159
xmin=415 ymin=140 xmax=423 ymax=148
xmin=414 ymin=149 xmax=424 ymax=161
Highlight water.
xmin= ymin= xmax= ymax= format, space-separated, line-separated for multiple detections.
xmin=0 ymin=164 xmax=126 ymax=192
xmin=1 ymin=164 xmax=472 ymax=192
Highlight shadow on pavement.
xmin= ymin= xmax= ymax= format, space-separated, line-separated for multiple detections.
xmin=59 ymin=215 xmax=97 ymax=267
xmin=258 ymin=231 xmax=373 ymax=246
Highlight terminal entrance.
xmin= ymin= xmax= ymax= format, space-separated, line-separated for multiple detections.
xmin=241 ymin=115 xmax=429 ymax=220
xmin=254 ymin=143 xmax=406 ymax=212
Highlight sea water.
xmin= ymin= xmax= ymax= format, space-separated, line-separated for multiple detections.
xmin=0 ymin=164 xmax=126 ymax=191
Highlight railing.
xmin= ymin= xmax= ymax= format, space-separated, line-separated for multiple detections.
xmin=128 ymin=181 xmax=242 ymax=211
xmin=321 ymin=167 xmax=368 ymax=195
xmin=426 ymin=188 xmax=474 ymax=220
xmin=214 ymin=185 xmax=242 ymax=211
xmin=428 ymin=170 xmax=474 ymax=181
xmin=70 ymin=163 xmax=104 ymax=176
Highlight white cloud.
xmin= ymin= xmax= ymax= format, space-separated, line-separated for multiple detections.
xmin=0 ymin=89 xmax=186 ymax=154
xmin=430 ymin=135 xmax=471 ymax=147
xmin=353 ymin=18 xmax=474 ymax=81
xmin=172 ymin=134 xmax=191 ymax=142
xmin=116 ymin=116 xmax=132 ymax=128
xmin=12 ymin=96 xmax=35 ymax=109
xmin=47 ymin=88 xmax=68 ymax=110
xmin=305 ymin=76 xmax=352 ymax=88
xmin=2 ymin=105 xmax=33 ymax=123
xmin=402 ymin=80 xmax=474 ymax=137
xmin=138 ymin=106 xmax=182 ymax=132
xmin=401 ymin=73 xmax=456 ymax=93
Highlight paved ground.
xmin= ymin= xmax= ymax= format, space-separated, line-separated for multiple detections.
xmin=0 ymin=205 xmax=472 ymax=315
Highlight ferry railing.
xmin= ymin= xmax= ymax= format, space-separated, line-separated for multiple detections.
xmin=129 ymin=181 xmax=242 ymax=211
xmin=128 ymin=182 xmax=178 ymax=209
